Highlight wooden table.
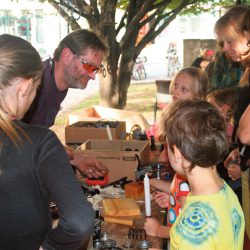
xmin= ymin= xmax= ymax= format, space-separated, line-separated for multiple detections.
xmin=102 ymin=201 xmax=164 ymax=249
xmin=95 ymin=198 xmax=165 ymax=249
xmin=50 ymin=125 xmax=166 ymax=249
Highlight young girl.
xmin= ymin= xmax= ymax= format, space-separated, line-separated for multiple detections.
xmin=206 ymin=88 xmax=235 ymax=145
xmin=144 ymin=67 xmax=209 ymax=239
xmin=207 ymin=88 xmax=242 ymax=203
xmin=165 ymin=100 xmax=244 ymax=250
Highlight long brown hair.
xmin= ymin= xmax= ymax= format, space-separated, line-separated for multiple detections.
xmin=0 ymin=34 xmax=43 ymax=147
xmin=215 ymin=5 xmax=250 ymax=87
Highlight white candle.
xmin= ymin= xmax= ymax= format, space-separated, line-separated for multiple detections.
xmin=106 ymin=124 xmax=112 ymax=140
xmin=144 ymin=173 xmax=151 ymax=217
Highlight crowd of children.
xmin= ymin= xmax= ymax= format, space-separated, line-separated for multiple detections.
xmin=144 ymin=4 xmax=250 ymax=250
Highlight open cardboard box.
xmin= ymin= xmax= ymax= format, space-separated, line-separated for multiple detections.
xmin=65 ymin=105 xmax=150 ymax=133
xmin=79 ymin=139 xmax=150 ymax=182
xmin=65 ymin=120 xmax=126 ymax=145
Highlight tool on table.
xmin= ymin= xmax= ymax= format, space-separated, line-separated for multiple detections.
xmin=101 ymin=176 xmax=132 ymax=189
xmin=86 ymin=174 xmax=109 ymax=186
xmin=127 ymin=227 xmax=147 ymax=241
xmin=137 ymin=239 xmax=152 ymax=249
xmin=135 ymin=162 xmax=172 ymax=181
xmin=93 ymin=238 xmax=119 ymax=249
xmin=69 ymin=119 xmax=120 ymax=129
xmin=81 ymin=182 xmax=100 ymax=196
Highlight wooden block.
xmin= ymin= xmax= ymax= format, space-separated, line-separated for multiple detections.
xmin=104 ymin=216 xmax=133 ymax=226
xmin=103 ymin=198 xmax=141 ymax=217
xmin=124 ymin=182 xmax=144 ymax=199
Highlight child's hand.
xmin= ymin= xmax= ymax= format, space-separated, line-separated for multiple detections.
xmin=152 ymin=191 xmax=169 ymax=208
xmin=149 ymin=178 xmax=170 ymax=193
xmin=224 ymin=148 xmax=240 ymax=169
xmin=228 ymin=164 xmax=242 ymax=180
xmin=144 ymin=218 xmax=160 ymax=237
xmin=150 ymin=178 xmax=161 ymax=190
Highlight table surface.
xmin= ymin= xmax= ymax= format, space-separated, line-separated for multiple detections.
xmin=82 ymin=193 xmax=164 ymax=250
xmin=50 ymin=125 xmax=166 ymax=249
xmin=99 ymin=200 xmax=165 ymax=249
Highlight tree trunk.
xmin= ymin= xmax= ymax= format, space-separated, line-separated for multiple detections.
xmin=99 ymin=29 xmax=137 ymax=109
xmin=48 ymin=0 xmax=206 ymax=109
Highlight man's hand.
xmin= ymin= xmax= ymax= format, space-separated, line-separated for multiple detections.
xmin=65 ymin=147 xmax=108 ymax=178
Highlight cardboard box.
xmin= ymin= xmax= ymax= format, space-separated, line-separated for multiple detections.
xmin=79 ymin=139 xmax=150 ymax=182
xmin=66 ymin=105 xmax=150 ymax=133
xmin=65 ymin=121 xmax=126 ymax=144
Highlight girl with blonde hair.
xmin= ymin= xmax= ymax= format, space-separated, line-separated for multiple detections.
xmin=144 ymin=67 xmax=209 ymax=240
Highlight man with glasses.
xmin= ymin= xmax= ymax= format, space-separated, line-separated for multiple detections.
xmin=22 ymin=29 xmax=108 ymax=178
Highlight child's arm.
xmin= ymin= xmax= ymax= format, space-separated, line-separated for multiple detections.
xmin=144 ymin=196 xmax=187 ymax=239
xmin=144 ymin=218 xmax=171 ymax=239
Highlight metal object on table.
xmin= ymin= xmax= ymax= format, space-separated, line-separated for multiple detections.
xmin=103 ymin=239 xmax=117 ymax=248
xmin=122 ymin=239 xmax=134 ymax=249
xmin=137 ymin=239 xmax=151 ymax=249
xmin=81 ymin=183 xmax=100 ymax=197
xmin=93 ymin=238 xmax=118 ymax=250
xmin=135 ymin=162 xmax=172 ymax=181
xmin=127 ymin=227 xmax=146 ymax=241
xmin=102 ymin=247 xmax=123 ymax=250
xmin=93 ymin=239 xmax=104 ymax=249
xmin=69 ymin=119 xmax=120 ymax=129
xmin=101 ymin=176 xmax=133 ymax=190
xmin=101 ymin=231 xmax=110 ymax=241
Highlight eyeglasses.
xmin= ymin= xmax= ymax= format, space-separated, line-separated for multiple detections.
xmin=78 ymin=56 xmax=103 ymax=74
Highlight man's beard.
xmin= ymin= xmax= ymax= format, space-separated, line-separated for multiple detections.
xmin=63 ymin=67 xmax=88 ymax=89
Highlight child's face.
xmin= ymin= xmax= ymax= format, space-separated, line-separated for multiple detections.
xmin=221 ymin=32 xmax=249 ymax=62
xmin=171 ymin=73 xmax=195 ymax=102
xmin=207 ymin=96 xmax=227 ymax=122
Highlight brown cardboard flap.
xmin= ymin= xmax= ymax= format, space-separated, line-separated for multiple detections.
xmin=65 ymin=105 xmax=150 ymax=133
xmin=65 ymin=121 xmax=126 ymax=144
xmin=79 ymin=139 xmax=150 ymax=182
